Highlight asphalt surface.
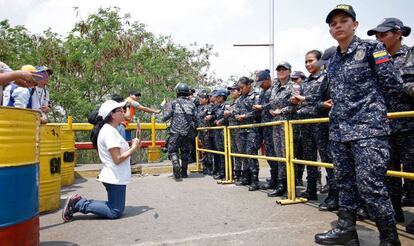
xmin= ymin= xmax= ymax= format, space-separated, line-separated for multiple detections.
xmin=40 ymin=169 xmax=414 ymax=246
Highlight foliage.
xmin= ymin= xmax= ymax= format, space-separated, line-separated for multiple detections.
xmin=0 ymin=7 xmax=219 ymax=123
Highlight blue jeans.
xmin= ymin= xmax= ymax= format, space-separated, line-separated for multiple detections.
xmin=74 ymin=182 xmax=126 ymax=219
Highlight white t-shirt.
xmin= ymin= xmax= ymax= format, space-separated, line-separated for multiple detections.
xmin=97 ymin=123 xmax=131 ymax=185
xmin=31 ymin=86 xmax=49 ymax=110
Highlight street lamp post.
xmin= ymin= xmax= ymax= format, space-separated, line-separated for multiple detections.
xmin=233 ymin=0 xmax=275 ymax=78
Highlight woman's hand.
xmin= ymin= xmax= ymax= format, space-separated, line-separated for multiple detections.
xmin=290 ymin=95 xmax=305 ymax=105
xmin=322 ymin=99 xmax=333 ymax=109
xmin=235 ymin=114 xmax=246 ymax=121
xmin=269 ymin=109 xmax=281 ymax=117
xmin=131 ymin=138 xmax=140 ymax=150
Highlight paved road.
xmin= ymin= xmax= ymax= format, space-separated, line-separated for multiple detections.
xmin=40 ymin=169 xmax=414 ymax=246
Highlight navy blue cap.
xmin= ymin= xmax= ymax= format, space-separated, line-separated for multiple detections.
xmin=255 ymin=69 xmax=271 ymax=86
xmin=213 ymin=88 xmax=229 ymax=97
xmin=326 ymin=4 xmax=356 ymax=24
xmin=36 ymin=65 xmax=53 ymax=75
xmin=315 ymin=46 xmax=337 ymax=68
xmin=290 ymin=71 xmax=306 ymax=79
xmin=367 ymin=18 xmax=411 ymax=37
xmin=276 ymin=62 xmax=292 ymax=70
xmin=227 ymin=83 xmax=239 ymax=91
xmin=208 ymin=89 xmax=217 ymax=97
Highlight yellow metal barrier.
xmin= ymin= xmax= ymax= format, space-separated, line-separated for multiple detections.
xmin=284 ymin=110 xmax=414 ymax=205
xmin=148 ymin=115 xmax=161 ymax=162
xmin=195 ymin=126 xmax=230 ymax=184
xmin=227 ymin=121 xmax=304 ymax=204
xmin=49 ymin=116 xmax=168 ymax=162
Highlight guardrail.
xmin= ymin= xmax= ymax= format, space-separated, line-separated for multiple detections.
xmin=48 ymin=115 xmax=169 ymax=161
xmin=195 ymin=111 xmax=414 ymax=206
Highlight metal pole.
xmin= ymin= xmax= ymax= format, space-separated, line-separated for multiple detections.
xmin=269 ymin=0 xmax=275 ymax=79
xmin=151 ymin=115 xmax=156 ymax=147
xmin=68 ymin=115 xmax=73 ymax=130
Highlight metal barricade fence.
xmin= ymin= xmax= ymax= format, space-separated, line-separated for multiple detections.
xmin=227 ymin=121 xmax=296 ymax=203
xmin=195 ymin=126 xmax=230 ymax=184
xmin=195 ymin=111 xmax=414 ymax=206
xmin=286 ymin=110 xmax=414 ymax=205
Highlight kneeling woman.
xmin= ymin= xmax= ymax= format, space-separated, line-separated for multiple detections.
xmin=62 ymin=100 xmax=140 ymax=222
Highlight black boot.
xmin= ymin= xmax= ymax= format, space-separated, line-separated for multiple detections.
xmin=261 ymin=171 xmax=277 ymax=190
xmin=376 ymin=221 xmax=401 ymax=246
xmin=390 ymin=196 xmax=404 ymax=223
xmin=314 ymin=210 xmax=359 ymax=246
xmin=170 ymin=153 xmax=181 ymax=181
xmin=213 ymin=173 xmax=225 ymax=180
xmin=235 ymin=171 xmax=250 ymax=186
xmin=248 ymin=172 xmax=260 ymax=191
xmin=234 ymin=170 xmax=241 ymax=183
xmin=268 ymin=179 xmax=286 ymax=197
xmin=402 ymin=180 xmax=414 ymax=207
xmin=319 ymin=188 xmax=339 ymax=211
xmin=406 ymin=220 xmax=414 ymax=235
xmin=298 ymin=179 xmax=318 ymax=201
xmin=240 ymin=170 xmax=252 ymax=185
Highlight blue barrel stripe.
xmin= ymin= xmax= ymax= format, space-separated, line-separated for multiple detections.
xmin=0 ymin=163 xmax=39 ymax=228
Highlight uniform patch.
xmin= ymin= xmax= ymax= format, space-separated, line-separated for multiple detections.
xmin=355 ymin=48 xmax=365 ymax=61
xmin=373 ymin=50 xmax=390 ymax=64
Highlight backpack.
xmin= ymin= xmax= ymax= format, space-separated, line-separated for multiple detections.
xmin=87 ymin=107 xmax=100 ymax=125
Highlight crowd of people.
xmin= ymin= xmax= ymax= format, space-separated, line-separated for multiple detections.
xmin=2 ymin=3 xmax=414 ymax=245
xmin=159 ymin=4 xmax=414 ymax=246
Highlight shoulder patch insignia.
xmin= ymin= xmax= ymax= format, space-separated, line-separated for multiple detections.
xmin=355 ymin=48 xmax=365 ymax=61
xmin=373 ymin=50 xmax=391 ymax=65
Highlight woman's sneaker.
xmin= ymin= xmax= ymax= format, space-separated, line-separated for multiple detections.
xmin=62 ymin=194 xmax=82 ymax=222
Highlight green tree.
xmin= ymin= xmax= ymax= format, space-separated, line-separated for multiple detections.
xmin=0 ymin=7 xmax=219 ymax=123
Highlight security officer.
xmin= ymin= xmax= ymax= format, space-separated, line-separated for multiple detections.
xmin=368 ymin=17 xmax=414 ymax=229
xmin=204 ymin=90 xmax=220 ymax=176
xmin=252 ymin=69 xmax=279 ymax=190
xmin=268 ymin=62 xmax=296 ymax=197
xmin=234 ymin=77 xmax=261 ymax=191
xmin=196 ymin=90 xmax=212 ymax=175
xmin=291 ymin=47 xmax=339 ymax=209
xmin=212 ymin=88 xmax=229 ymax=180
xmin=161 ymin=83 xmax=197 ymax=181
xmin=290 ymin=70 xmax=306 ymax=186
xmin=290 ymin=50 xmax=324 ymax=201
xmin=314 ymin=5 xmax=403 ymax=245
xmin=224 ymin=83 xmax=242 ymax=182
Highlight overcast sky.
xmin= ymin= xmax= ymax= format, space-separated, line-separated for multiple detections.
xmin=1 ymin=0 xmax=413 ymax=84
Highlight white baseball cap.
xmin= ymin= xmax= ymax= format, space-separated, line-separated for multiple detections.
xmin=98 ymin=100 xmax=127 ymax=119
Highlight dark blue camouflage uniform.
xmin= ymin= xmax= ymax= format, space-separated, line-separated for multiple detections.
xmin=235 ymin=89 xmax=260 ymax=180
xmin=327 ymin=36 xmax=403 ymax=224
xmin=162 ymin=97 xmax=197 ymax=174
xmin=212 ymin=102 xmax=228 ymax=177
xmin=222 ymin=98 xmax=242 ymax=177
xmin=257 ymin=84 xmax=279 ymax=180
xmin=196 ymin=103 xmax=212 ymax=173
xmin=204 ymin=102 xmax=220 ymax=175
xmin=270 ymin=80 xmax=296 ymax=181
xmin=386 ymin=45 xmax=414 ymax=204
xmin=296 ymin=71 xmax=331 ymax=183
xmin=310 ymin=71 xmax=337 ymax=194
